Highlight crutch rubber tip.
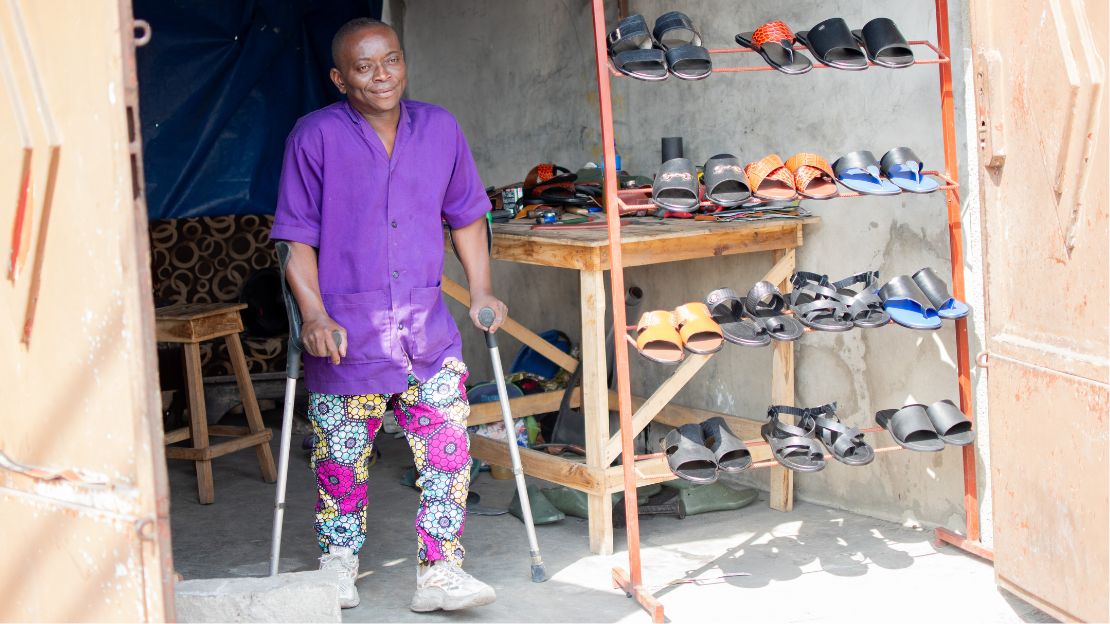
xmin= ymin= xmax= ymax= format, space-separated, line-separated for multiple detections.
xmin=531 ymin=563 xmax=548 ymax=583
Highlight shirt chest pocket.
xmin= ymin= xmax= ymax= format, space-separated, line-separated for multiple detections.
xmin=409 ymin=286 xmax=456 ymax=356
xmin=321 ymin=290 xmax=392 ymax=363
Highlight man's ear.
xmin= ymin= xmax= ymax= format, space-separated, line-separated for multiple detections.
xmin=329 ymin=67 xmax=346 ymax=94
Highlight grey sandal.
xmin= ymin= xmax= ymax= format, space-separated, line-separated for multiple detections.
xmin=875 ymin=404 xmax=944 ymax=452
xmin=703 ymin=154 xmax=751 ymax=207
xmin=832 ymin=270 xmax=890 ymax=328
xmin=923 ymin=399 xmax=975 ymax=446
xmin=763 ymin=406 xmax=825 ymax=472
xmin=662 ymin=423 xmax=719 ymax=484
xmin=800 ymin=403 xmax=874 ymax=466
xmin=702 ymin=417 xmax=752 ymax=473
xmin=789 ymin=272 xmax=854 ymax=332
xmin=652 ymin=158 xmax=700 ymax=212
xmin=743 ymin=281 xmax=804 ymax=341
xmin=706 ymin=287 xmax=770 ymax=347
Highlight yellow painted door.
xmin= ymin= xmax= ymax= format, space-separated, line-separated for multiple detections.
xmin=0 ymin=0 xmax=172 ymax=620
xmin=970 ymin=0 xmax=1108 ymax=621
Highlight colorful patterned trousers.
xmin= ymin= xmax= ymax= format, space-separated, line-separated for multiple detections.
xmin=307 ymin=358 xmax=471 ymax=565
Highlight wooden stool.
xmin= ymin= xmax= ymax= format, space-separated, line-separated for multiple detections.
xmin=156 ymin=303 xmax=277 ymax=504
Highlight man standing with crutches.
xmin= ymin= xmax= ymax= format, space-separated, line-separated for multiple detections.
xmin=270 ymin=18 xmax=504 ymax=612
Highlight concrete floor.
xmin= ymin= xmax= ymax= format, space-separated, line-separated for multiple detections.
xmin=169 ymin=416 xmax=1052 ymax=623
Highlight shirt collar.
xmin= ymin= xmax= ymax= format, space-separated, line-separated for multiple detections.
xmin=343 ymin=98 xmax=412 ymax=130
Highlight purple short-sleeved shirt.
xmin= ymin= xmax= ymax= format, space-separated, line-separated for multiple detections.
xmin=272 ymin=99 xmax=489 ymax=395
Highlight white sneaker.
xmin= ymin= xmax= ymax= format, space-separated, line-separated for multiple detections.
xmin=410 ymin=563 xmax=496 ymax=612
xmin=319 ymin=546 xmax=360 ymax=609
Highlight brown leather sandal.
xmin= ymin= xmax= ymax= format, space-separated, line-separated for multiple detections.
xmin=635 ymin=310 xmax=685 ymax=364
xmin=673 ymin=302 xmax=724 ymax=354
xmin=785 ymin=152 xmax=838 ymax=199
xmin=745 ymin=154 xmax=798 ymax=200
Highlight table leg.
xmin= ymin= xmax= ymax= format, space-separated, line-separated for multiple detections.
xmin=769 ymin=249 xmax=795 ymax=511
xmin=182 ymin=343 xmax=214 ymax=504
xmin=581 ymin=269 xmax=613 ymax=555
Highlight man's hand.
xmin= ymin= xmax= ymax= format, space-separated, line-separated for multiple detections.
xmin=301 ymin=314 xmax=348 ymax=365
xmin=469 ymin=292 xmax=507 ymax=333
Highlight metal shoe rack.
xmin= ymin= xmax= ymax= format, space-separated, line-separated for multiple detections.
xmin=585 ymin=1 xmax=991 ymax=620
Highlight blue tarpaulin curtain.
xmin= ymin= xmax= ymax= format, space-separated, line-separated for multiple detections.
xmin=136 ymin=0 xmax=382 ymax=219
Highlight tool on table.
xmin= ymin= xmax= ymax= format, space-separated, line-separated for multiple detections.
xmin=477 ymin=306 xmax=548 ymax=583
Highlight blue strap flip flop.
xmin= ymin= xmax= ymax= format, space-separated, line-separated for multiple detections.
xmin=832 ymin=150 xmax=901 ymax=195
xmin=878 ymin=275 xmax=942 ymax=329
xmin=880 ymin=147 xmax=940 ymax=193
xmin=911 ymin=267 xmax=970 ymax=319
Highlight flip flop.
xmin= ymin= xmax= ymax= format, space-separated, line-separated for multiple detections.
xmin=663 ymin=423 xmax=719 ymax=484
xmin=763 ymin=406 xmax=825 ymax=472
xmin=911 ymin=267 xmax=970 ymax=319
xmin=736 ymin=21 xmax=813 ymax=75
xmin=879 ymin=275 xmax=943 ymax=330
xmin=607 ymin=14 xmax=668 ymax=81
xmin=924 ymin=399 xmax=975 ymax=446
xmin=880 ymin=147 xmax=940 ymax=193
xmin=853 ymin=18 xmax=915 ymax=69
xmin=875 ymin=404 xmax=945 ymax=452
xmin=703 ymin=154 xmax=751 ymax=207
xmin=635 ymin=310 xmax=685 ymax=364
xmin=832 ymin=151 xmax=901 ymax=195
xmin=745 ymin=154 xmax=798 ymax=200
xmin=831 ymin=270 xmax=890 ymax=328
xmin=743 ymin=281 xmax=804 ymax=341
xmin=788 ymin=271 xmax=854 ymax=332
xmin=701 ymin=417 xmax=752 ymax=473
xmin=795 ymin=17 xmax=868 ymax=70
xmin=705 ymin=287 xmax=770 ymax=347
xmin=652 ymin=158 xmax=701 ymax=212
xmin=800 ymin=403 xmax=875 ymax=466
xmin=785 ymin=152 xmax=838 ymax=199
xmin=673 ymin=302 xmax=725 ymax=355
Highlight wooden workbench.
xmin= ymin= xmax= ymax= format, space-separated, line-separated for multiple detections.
xmin=445 ymin=216 xmax=816 ymax=555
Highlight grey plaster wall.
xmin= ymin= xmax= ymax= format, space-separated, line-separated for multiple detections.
xmin=398 ymin=1 xmax=989 ymax=536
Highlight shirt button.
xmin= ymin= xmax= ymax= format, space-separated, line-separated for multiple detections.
xmin=392 ymin=271 xmax=399 ymax=279
xmin=398 ymin=323 xmax=404 ymax=330
xmin=391 ymin=220 xmax=397 ymax=228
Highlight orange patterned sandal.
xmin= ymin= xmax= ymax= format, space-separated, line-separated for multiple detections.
xmin=673 ymin=303 xmax=725 ymax=354
xmin=786 ymin=152 xmax=839 ymax=199
xmin=635 ymin=311 xmax=685 ymax=364
xmin=745 ymin=154 xmax=798 ymax=200
xmin=736 ymin=21 xmax=813 ymax=74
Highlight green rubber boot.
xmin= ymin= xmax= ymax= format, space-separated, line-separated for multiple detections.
xmin=509 ymin=483 xmax=565 ymax=525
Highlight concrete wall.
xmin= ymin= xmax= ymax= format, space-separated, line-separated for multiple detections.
xmin=400 ymin=1 xmax=990 ymax=536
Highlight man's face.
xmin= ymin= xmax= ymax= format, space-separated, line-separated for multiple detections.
xmin=330 ymin=26 xmax=406 ymax=117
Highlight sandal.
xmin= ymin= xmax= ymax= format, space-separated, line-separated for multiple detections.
xmin=663 ymin=423 xmax=719 ymax=483
xmin=880 ymin=147 xmax=939 ymax=193
xmin=702 ymin=417 xmax=752 ymax=473
xmin=875 ymin=404 xmax=945 ymax=452
xmin=796 ymin=17 xmax=868 ymax=70
xmin=763 ymin=406 xmax=825 ymax=472
xmin=736 ymin=21 xmax=813 ymax=75
xmin=800 ymin=403 xmax=874 ymax=466
xmin=652 ymin=158 xmax=701 ymax=212
xmin=923 ymin=399 xmax=975 ymax=446
xmin=878 ymin=275 xmax=942 ymax=330
xmin=703 ymin=154 xmax=751 ymax=207
xmin=673 ymin=302 xmax=725 ymax=355
xmin=706 ymin=287 xmax=770 ymax=347
xmin=831 ymin=270 xmax=890 ymax=328
xmin=785 ymin=152 xmax=838 ymax=199
xmin=745 ymin=154 xmax=798 ymax=200
xmin=911 ymin=267 xmax=969 ymax=319
xmin=635 ymin=310 xmax=685 ymax=364
xmin=652 ymin=12 xmax=712 ymax=80
xmin=788 ymin=272 xmax=854 ymax=332
xmin=852 ymin=18 xmax=914 ymax=69
xmin=607 ymin=14 xmax=668 ymax=81
xmin=743 ymin=281 xmax=804 ymax=341
xmin=832 ymin=150 xmax=901 ymax=195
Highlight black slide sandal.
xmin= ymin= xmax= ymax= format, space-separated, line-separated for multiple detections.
xmin=653 ymin=12 xmax=712 ymax=80
xmin=789 ymin=271 xmax=854 ymax=332
xmin=662 ymin=423 xmax=719 ymax=484
xmin=852 ymin=18 xmax=914 ymax=68
xmin=763 ymin=406 xmax=825 ymax=472
xmin=832 ymin=270 xmax=890 ymax=328
xmin=607 ymin=14 xmax=668 ymax=81
xmin=743 ymin=281 xmax=804 ymax=341
xmin=702 ymin=417 xmax=752 ymax=473
xmin=924 ymin=400 xmax=975 ymax=446
xmin=703 ymin=154 xmax=751 ymax=207
xmin=795 ymin=17 xmax=868 ymax=70
xmin=666 ymin=44 xmax=713 ymax=80
xmin=706 ymin=287 xmax=770 ymax=347
xmin=736 ymin=21 xmax=813 ymax=75
xmin=801 ymin=403 xmax=874 ymax=466
xmin=652 ymin=158 xmax=700 ymax=212
xmin=875 ymin=405 xmax=945 ymax=452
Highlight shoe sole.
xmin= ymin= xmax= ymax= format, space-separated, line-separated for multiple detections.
xmin=410 ymin=588 xmax=496 ymax=612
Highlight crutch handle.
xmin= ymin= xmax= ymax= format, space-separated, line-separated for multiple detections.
xmin=478 ymin=307 xmax=497 ymax=348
